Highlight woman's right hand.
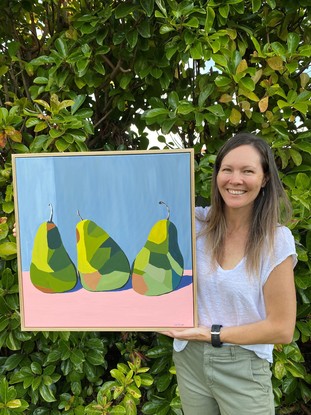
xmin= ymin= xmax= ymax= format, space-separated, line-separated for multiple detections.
xmin=13 ymin=223 xmax=17 ymax=237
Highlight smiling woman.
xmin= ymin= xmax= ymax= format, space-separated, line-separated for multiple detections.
xmin=216 ymin=145 xmax=267 ymax=214
xmin=161 ymin=132 xmax=297 ymax=415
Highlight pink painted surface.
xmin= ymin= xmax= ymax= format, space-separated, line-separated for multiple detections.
xmin=21 ymin=271 xmax=195 ymax=330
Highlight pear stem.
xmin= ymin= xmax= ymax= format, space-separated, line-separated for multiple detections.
xmin=48 ymin=203 xmax=53 ymax=222
xmin=77 ymin=210 xmax=84 ymax=221
xmin=159 ymin=201 xmax=170 ymax=220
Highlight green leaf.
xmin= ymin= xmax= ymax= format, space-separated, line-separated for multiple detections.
xmin=251 ymin=35 xmax=263 ymax=56
xmin=55 ymin=139 xmax=70 ymax=151
xmin=177 ymin=102 xmax=194 ymax=115
xmin=184 ymin=17 xmax=199 ymax=28
xmin=137 ymin=20 xmax=151 ymax=38
xmin=156 ymin=373 xmax=172 ymax=392
xmin=168 ymin=91 xmax=179 ymax=109
xmin=145 ymin=346 xmax=172 ymax=358
xmin=143 ymin=108 xmax=169 ymax=119
xmin=142 ymin=399 xmax=168 ymax=414
xmin=239 ymin=77 xmax=255 ymax=91
xmin=294 ymin=141 xmax=311 ymax=155
xmin=299 ymin=45 xmax=311 ymax=57
xmin=206 ymin=104 xmax=225 ymax=117
xmin=0 ymin=242 xmax=17 ymax=257
xmin=58 ymin=100 xmax=74 ymax=111
xmin=140 ymin=0 xmax=154 ymax=17
xmin=32 ymin=376 xmax=42 ymax=391
xmin=159 ymin=24 xmax=174 ymax=34
xmin=109 ymin=405 xmax=127 ymax=415
xmin=46 ymin=350 xmax=62 ymax=363
xmin=70 ymin=349 xmax=85 ymax=366
xmin=285 ymin=361 xmax=306 ymax=379
xmin=126 ymin=30 xmax=138 ymax=49
xmin=289 ymin=149 xmax=302 ymax=166
xmin=219 ymin=4 xmax=229 ymax=18
xmin=115 ymin=3 xmax=138 ymax=18
xmin=34 ymin=99 xmax=51 ymax=112
xmin=49 ymin=128 xmax=65 ymax=139
xmin=273 ymin=361 xmax=286 ymax=379
xmin=215 ymin=75 xmax=231 ymax=87
xmin=155 ymin=0 xmax=167 ymax=17
xmin=54 ymin=38 xmax=68 ymax=58
xmin=283 ymin=377 xmax=298 ymax=395
xmin=120 ymin=74 xmax=132 ymax=89
xmin=293 ymin=103 xmax=308 ymax=115
xmin=139 ymin=373 xmax=153 ymax=387
xmin=3 ymin=354 xmax=24 ymax=371
xmin=295 ymin=173 xmax=310 ymax=190
xmin=271 ymin=125 xmax=289 ymax=139
xmin=7 ymin=41 xmax=20 ymax=58
xmin=30 ymin=55 xmax=55 ymax=66
xmin=33 ymin=121 xmax=48 ymax=133
xmin=204 ymin=7 xmax=215 ymax=32
xmin=6 ymin=332 xmax=21 ymax=351
xmin=31 ymin=362 xmax=42 ymax=375
xmin=161 ymin=118 xmax=176 ymax=134
xmin=39 ymin=384 xmax=56 ymax=402
xmin=86 ymin=349 xmax=105 ymax=366
xmin=190 ymin=42 xmax=203 ymax=59
xmin=123 ymin=394 xmax=137 ymax=415
xmin=300 ymin=381 xmax=311 ymax=403
xmin=111 ymin=369 xmax=126 ymax=384
xmin=126 ymin=384 xmax=141 ymax=399
xmin=43 ymin=365 xmax=56 ymax=377
xmin=271 ymin=42 xmax=286 ymax=58
xmin=295 ymin=275 xmax=311 ymax=290
xmin=34 ymin=77 xmax=48 ymax=85
xmin=287 ymin=33 xmax=300 ymax=53
xmin=252 ymin=0 xmax=261 ymax=13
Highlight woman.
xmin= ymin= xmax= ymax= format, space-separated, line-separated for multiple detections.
xmin=162 ymin=132 xmax=297 ymax=415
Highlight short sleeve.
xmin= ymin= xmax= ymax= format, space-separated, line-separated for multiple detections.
xmin=262 ymin=226 xmax=297 ymax=285
xmin=195 ymin=206 xmax=209 ymax=234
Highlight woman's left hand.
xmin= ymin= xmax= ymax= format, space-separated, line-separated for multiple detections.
xmin=160 ymin=326 xmax=210 ymax=342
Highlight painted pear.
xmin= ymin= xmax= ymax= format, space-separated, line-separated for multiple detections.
xmin=76 ymin=213 xmax=130 ymax=291
xmin=30 ymin=204 xmax=78 ymax=293
xmin=132 ymin=201 xmax=184 ymax=296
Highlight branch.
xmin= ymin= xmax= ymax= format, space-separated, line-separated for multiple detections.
xmin=102 ymin=56 xmax=131 ymax=78
xmin=94 ymin=107 xmax=114 ymax=129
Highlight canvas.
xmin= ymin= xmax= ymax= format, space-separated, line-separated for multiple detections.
xmin=12 ymin=150 xmax=197 ymax=331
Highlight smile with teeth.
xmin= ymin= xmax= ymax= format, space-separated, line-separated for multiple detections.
xmin=227 ymin=189 xmax=246 ymax=195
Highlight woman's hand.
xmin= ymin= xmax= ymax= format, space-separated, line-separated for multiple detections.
xmin=160 ymin=326 xmax=210 ymax=342
xmin=13 ymin=223 xmax=17 ymax=237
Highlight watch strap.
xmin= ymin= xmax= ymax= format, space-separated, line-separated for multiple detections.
xmin=211 ymin=324 xmax=223 ymax=347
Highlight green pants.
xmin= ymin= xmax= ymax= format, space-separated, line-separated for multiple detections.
xmin=173 ymin=341 xmax=274 ymax=415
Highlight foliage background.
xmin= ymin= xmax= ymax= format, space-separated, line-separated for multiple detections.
xmin=0 ymin=0 xmax=310 ymax=414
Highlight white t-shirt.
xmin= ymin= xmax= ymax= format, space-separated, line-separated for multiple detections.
xmin=174 ymin=206 xmax=297 ymax=362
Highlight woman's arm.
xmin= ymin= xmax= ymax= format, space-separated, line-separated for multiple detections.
xmin=161 ymin=256 xmax=296 ymax=345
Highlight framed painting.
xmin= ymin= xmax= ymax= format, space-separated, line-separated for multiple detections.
xmin=12 ymin=149 xmax=197 ymax=331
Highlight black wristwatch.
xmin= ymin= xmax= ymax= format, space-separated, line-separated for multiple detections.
xmin=211 ymin=324 xmax=223 ymax=347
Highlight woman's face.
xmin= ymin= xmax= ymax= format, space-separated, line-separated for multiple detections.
xmin=216 ymin=145 xmax=266 ymax=212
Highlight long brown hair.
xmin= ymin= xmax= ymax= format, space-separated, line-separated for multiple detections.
xmin=205 ymin=132 xmax=292 ymax=275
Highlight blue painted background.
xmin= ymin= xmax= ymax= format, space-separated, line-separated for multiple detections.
xmin=14 ymin=151 xmax=194 ymax=272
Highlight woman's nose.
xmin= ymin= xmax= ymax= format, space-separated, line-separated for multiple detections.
xmin=229 ymin=171 xmax=243 ymax=184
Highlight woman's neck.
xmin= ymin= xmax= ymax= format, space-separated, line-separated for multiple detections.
xmin=224 ymin=208 xmax=252 ymax=234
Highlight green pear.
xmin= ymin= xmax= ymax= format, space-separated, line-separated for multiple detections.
xmin=76 ymin=214 xmax=130 ymax=291
xmin=30 ymin=204 xmax=78 ymax=293
xmin=132 ymin=201 xmax=184 ymax=296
